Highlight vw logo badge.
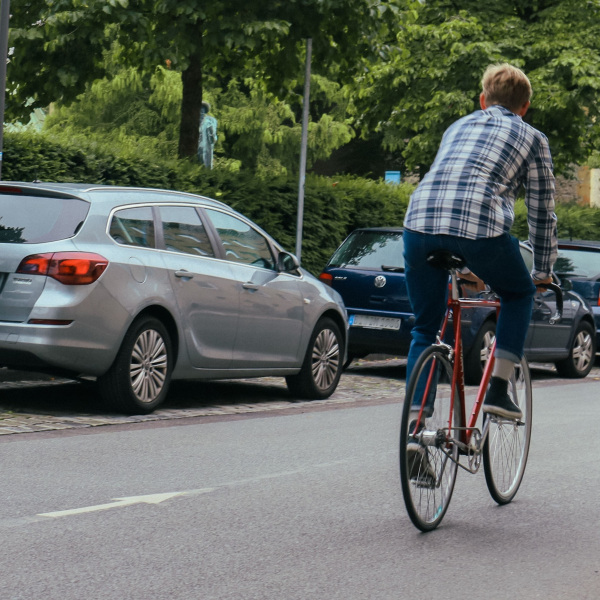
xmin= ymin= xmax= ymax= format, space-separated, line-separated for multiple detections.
xmin=374 ymin=275 xmax=387 ymax=288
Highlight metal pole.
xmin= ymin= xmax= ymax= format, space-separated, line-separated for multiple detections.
xmin=295 ymin=37 xmax=312 ymax=263
xmin=0 ymin=0 xmax=10 ymax=181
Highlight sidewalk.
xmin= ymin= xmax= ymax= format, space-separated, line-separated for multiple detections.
xmin=0 ymin=358 xmax=408 ymax=436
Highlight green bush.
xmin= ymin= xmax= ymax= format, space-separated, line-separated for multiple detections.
xmin=2 ymin=131 xmax=412 ymax=274
xmin=513 ymin=199 xmax=600 ymax=242
xmin=8 ymin=131 xmax=598 ymax=274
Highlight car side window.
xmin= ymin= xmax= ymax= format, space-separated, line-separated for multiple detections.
xmin=159 ymin=206 xmax=215 ymax=257
xmin=205 ymin=209 xmax=275 ymax=270
xmin=110 ymin=207 xmax=155 ymax=248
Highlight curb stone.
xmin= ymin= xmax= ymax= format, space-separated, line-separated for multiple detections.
xmin=0 ymin=357 xmax=408 ymax=436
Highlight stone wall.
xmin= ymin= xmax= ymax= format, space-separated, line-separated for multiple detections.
xmin=556 ymin=166 xmax=600 ymax=207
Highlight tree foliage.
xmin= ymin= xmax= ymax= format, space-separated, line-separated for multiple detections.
xmin=42 ymin=60 xmax=355 ymax=175
xmin=354 ymin=0 xmax=600 ymax=176
xmin=8 ymin=0 xmax=399 ymax=159
xmin=10 ymin=0 xmax=600 ymax=176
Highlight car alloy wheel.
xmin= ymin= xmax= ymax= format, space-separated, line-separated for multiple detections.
xmin=286 ymin=317 xmax=344 ymax=399
xmin=97 ymin=316 xmax=173 ymax=414
xmin=556 ymin=320 xmax=596 ymax=378
xmin=311 ymin=327 xmax=341 ymax=391
xmin=130 ymin=328 xmax=169 ymax=404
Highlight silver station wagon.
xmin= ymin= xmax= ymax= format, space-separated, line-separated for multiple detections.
xmin=0 ymin=182 xmax=348 ymax=413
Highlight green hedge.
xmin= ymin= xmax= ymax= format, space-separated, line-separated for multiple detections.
xmin=513 ymin=199 xmax=600 ymax=242
xmin=3 ymin=131 xmax=412 ymax=274
xmin=5 ymin=132 xmax=598 ymax=274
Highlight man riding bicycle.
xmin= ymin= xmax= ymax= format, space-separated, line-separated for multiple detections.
xmin=402 ymin=63 xmax=558 ymax=430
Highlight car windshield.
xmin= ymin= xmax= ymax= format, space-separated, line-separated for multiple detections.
xmin=555 ymin=248 xmax=600 ymax=279
xmin=0 ymin=195 xmax=90 ymax=243
xmin=328 ymin=230 xmax=405 ymax=270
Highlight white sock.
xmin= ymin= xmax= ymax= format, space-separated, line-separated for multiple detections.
xmin=492 ymin=357 xmax=515 ymax=381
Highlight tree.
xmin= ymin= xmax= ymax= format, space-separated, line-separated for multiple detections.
xmin=354 ymin=0 xmax=600 ymax=176
xmin=42 ymin=64 xmax=181 ymax=159
xmin=215 ymin=72 xmax=354 ymax=176
xmin=8 ymin=0 xmax=399 ymax=159
xmin=41 ymin=52 xmax=356 ymax=174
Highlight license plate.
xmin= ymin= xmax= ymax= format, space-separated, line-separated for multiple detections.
xmin=349 ymin=315 xmax=401 ymax=330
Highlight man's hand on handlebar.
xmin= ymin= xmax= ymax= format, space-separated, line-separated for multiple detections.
xmin=532 ymin=275 xmax=553 ymax=287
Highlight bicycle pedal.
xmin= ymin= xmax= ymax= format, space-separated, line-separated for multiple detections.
xmin=410 ymin=476 xmax=436 ymax=489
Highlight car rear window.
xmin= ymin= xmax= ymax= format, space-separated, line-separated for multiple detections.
xmin=555 ymin=248 xmax=600 ymax=278
xmin=0 ymin=195 xmax=90 ymax=243
xmin=328 ymin=230 xmax=405 ymax=270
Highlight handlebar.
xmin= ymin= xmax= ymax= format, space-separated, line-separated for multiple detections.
xmin=536 ymin=282 xmax=563 ymax=325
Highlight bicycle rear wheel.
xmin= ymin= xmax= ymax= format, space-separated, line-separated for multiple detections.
xmin=400 ymin=346 xmax=459 ymax=532
xmin=483 ymin=356 xmax=532 ymax=504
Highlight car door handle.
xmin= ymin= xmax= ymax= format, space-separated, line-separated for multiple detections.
xmin=174 ymin=270 xmax=194 ymax=279
xmin=242 ymin=282 xmax=259 ymax=291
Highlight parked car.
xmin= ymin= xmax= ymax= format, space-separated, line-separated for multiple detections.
xmin=319 ymin=227 xmax=596 ymax=383
xmin=554 ymin=240 xmax=600 ymax=354
xmin=0 ymin=182 xmax=348 ymax=413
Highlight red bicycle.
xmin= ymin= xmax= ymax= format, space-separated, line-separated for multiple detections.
xmin=399 ymin=250 xmax=562 ymax=531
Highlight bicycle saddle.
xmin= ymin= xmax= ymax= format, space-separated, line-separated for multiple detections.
xmin=426 ymin=250 xmax=466 ymax=270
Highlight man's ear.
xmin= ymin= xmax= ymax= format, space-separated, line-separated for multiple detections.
xmin=517 ymin=100 xmax=531 ymax=117
xmin=479 ymin=92 xmax=487 ymax=110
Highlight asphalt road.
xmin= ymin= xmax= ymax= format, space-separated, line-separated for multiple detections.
xmin=0 ymin=360 xmax=599 ymax=599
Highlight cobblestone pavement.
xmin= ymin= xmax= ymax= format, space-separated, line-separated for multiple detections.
xmin=0 ymin=358 xmax=409 ymax=436
xmin=0 ymin=358 xmax=598 ymax=436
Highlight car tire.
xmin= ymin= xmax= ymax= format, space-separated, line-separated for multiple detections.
xmin=343 ymin=355 xmax=355 ymax=370
xmin=343 ymin=353 xmax=366 ymax=370
xmin=97 ymin=316 xmax=173 ymax=414
xmin=464 ymin=320 xmax=496 ymax=385
xmin=555 ymin=320 xmax=596 ymax=378
xmin=286 ymin=318 xmax=344 ymax=399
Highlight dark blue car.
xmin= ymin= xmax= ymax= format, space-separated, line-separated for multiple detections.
xmin=319 ymin=227 xmax=597 ymax=383
xmin=554 ymin=240 xmax=600 ymax=351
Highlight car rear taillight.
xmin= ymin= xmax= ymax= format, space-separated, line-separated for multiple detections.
xmin=318 ymin=272 xmax=333 ymax=286
xmin=17 ymin=252 xmax=108 ymax=285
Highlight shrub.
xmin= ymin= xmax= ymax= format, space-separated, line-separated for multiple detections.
xmin=2 ymin=131 xmax=412 ymax=274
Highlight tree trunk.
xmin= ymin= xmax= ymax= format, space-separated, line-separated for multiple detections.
xmin=178 ymin=49 xmax=203 ymax=159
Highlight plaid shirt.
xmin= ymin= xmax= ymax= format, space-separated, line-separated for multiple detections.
xmin=404 ymin=105 xmax=557 ymax=274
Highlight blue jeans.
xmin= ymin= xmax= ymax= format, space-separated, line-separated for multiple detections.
xmin=403 ymin=230 xmax=535 ymax=408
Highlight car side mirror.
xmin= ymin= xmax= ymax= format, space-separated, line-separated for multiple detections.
xmin=277 ymin=251 xmax=300 ymax=274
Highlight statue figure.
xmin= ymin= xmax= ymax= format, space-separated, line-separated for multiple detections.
xmin=198 ymin=101 xmax=218 ymax=169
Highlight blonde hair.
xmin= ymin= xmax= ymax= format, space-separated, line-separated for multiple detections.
xmin=481 ymin=63 xmax=532 ymax=113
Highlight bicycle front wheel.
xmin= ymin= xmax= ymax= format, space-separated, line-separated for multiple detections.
xmin=400 ymin=346 xmax=459 ymax=532
xmin=483 ymin=356 xmax=532 ymax=504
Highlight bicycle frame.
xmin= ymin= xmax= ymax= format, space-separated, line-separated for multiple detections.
xmin=412 ymin=270 xmax=501 ymax=465
xmin=413 ymin=271 xmax=563 ymax=463
xmin=442 ymin=271 xmax=500 ymax=451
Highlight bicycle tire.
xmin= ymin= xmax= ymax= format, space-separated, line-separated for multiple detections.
xmin=400 ymin=345 xmax=459 ymax=531
xmin=482 ymin=356 xmax=532 ymax=504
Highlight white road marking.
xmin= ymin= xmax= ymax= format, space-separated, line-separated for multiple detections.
xmin=2 ymin=454 xmax=382 ymax=528
xmin=37 ymin=489 xmax=214 ymax=519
